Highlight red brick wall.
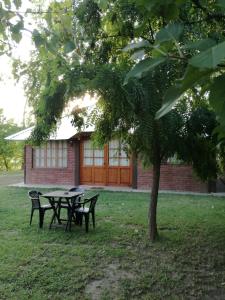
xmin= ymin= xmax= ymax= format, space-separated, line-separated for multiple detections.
xmin=137 ymin=163 xmax=208 ymax=193
xmin=24 ymin=142 xmax=208 ymax=192
xmin=25 ymin=142 xmax=76 ymax=185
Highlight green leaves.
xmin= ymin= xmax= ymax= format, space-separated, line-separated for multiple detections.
xmin=124 ymin=23 xmax=184 ymax=85
xmin=156 ymin=66 xmax=212 ymax=119
xmin=217 ymin=0 xmax=225 ymax=9
xmin=123 ymin=40 xmax=150 ymax=52
xmin=209 ymin=74 xmax=225 ymax=125
xmin=32 ymin=30 xmax=45 ymax=48
xmin=0 ymin=109 xmax=23 ymax=171
xmin=124 ymin=57 xmax=166 ymax=84
xmin=0 ymin=0 xmax=23 ymax=48
xmin=123 ymin=40 xmax=150 ymax=61
xmin=64 ymin=40 xmax=75 ymax=54
xmin=155 ymin=23 xmax=183 ymax=43
xmin=208 ymin=74 xmax=225 ymax=140
xmin=10 ymin=19 xmax=23 ymax=43
xmin=155 ymin=39 xmax=225 ymax=119
xmin=155 ymin=39 xmax=225 ymax=120
xmin=94 ymin=0 xmax=108 ymax=10
xmin=185 ymin=38 xmax=217 ymax=51
xmin=189 ymin=41 xmax=225 ymax=69
xmin=13 ymin=0 xmax=21 ymax=9
xmin=134 ymin=0 xmax=186 ymax=20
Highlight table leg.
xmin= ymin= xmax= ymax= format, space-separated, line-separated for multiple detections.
xmin=49 ymin=197 xmax=62 ymax=229
xmin=65 ymin=196 xmax=79 ymax=231
xmin=65 ymin=198 xmax=73 ymax=231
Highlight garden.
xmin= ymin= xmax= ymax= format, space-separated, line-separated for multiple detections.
xmin=1 ymin=186 xmax=225 ymax=299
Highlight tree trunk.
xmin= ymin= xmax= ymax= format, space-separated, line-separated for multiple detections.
xmin=149 ymin=158 xmax=161 ymax=241
xmin=3 ymin=156 xmax=9 ymax=171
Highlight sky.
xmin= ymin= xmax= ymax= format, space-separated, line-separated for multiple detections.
xmin=0 ymin=0 xmax=34 ymax=125
xmin=0 ymin=1 xmax=97 ymax=126
xmin=0 ymin=53 xmax=29 ymax=125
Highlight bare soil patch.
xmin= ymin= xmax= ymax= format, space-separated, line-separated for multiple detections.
xmin=0 ymin=171 xmax=23 ymax=186
xmin=85 ymin=263 xmax=134 ymax=299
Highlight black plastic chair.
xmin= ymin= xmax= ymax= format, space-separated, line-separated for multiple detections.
xmin=69 ymin=187 xmax=85 ymax=193
xmin=57 ymin=187 xmax=84 ymax=222
xmin=75 ymin=194 xmax=99 ymax=232
xmin=28 ymin=190 xmax=53 ymax=228
xmin=62 ymin=187 xmax=85 ymax=230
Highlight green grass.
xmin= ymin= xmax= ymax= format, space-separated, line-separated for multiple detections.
xmin=0 ymin=187 xmax=225 ymax=299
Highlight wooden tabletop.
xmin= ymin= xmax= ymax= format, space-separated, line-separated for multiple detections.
xmin=42 ymin=190 xmax=82 ymax=198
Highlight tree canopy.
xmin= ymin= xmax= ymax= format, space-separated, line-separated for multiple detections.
xmin=0 ymin=0 xmax=25 ymax=54
xmin=2 ymin=1 xmax=225 ymax=138
xmin=0 ymin=109 xmax=24 ymax=170
xmin=123 ymin=0 xmax=225 ymax=142
xmin=2 ymin=0 xmax=225 ymax=240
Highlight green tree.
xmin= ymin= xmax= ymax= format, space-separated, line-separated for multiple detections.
xmin=123 ymin=0 xmax=225 ymax=142
xmin=0 ymin=109 xmax=24 ymax=170
xmin=2 ymin=0 xmax=225 ymax=139
xmin=86 ymin=65 xmax=219 ymax=241
xmin=14 ymin=0 xmax=221 ymax=241
xmin=90 ymin=64 xmax=186 ymax=241
xmin=0 ymin=0 xmax=24 ymax=55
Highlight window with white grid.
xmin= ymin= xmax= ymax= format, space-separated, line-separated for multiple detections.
xmin=33 ymin=141 xmax=67 ymax=168
xmin=108 ymin=140 xmax=130 ymax=167
xmin=83 ymin=140 xmax=104 ymax=166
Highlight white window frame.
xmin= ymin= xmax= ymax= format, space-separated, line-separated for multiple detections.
xmin=33 ymin=141 xmax=68 ymax=168
xmin=83 ymin=140 xmax=104 ymax=167
xmin=108 ymin=140 xmax=130 ymax=167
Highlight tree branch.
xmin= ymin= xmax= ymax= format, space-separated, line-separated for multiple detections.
xmin=140 ymin=35 xmax=154 ymax=44
xmin=192 ymin=0 xmax=207 ymax=12
xmin=169 ymin=54 xmax=225 ymax=68
xmin=192 ymin=0 xmax=225 ymax=22
xmin=0 ymin=39 xmax=9 ymax=45
xmin=148 ymin=21 xmax=155 ymax=44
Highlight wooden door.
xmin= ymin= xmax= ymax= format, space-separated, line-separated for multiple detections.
xmin=107 ymin=139 xmax=132 ymax=186
xmin=80 ymin=139 xmax=106 ymax=185
xmin=80 ymin=139 xmax=132 ymax=186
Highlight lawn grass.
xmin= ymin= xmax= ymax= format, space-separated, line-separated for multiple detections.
xmin=0 ymin=187 xmax=225 ymax=299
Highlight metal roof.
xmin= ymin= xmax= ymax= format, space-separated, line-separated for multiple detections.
xmin=5 ymin=116 xmax=95 ymax=141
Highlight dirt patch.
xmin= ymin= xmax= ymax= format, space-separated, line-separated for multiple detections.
xmin=0 ymin=171 xmax=23 ymax=186
xmin=85 ymin=263 xmax=134 ymax=299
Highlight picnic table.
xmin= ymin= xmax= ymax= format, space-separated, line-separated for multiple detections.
xmin=41 ymin=190 xmax=83 ymax=230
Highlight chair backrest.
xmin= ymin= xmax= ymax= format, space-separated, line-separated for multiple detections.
xmin=71 ymin=194 xmax=82 ymax=206
xmin=28 ymin=190 xmax=42 ymax=209
xmin=69 ymin=187 xmax=85 ymax=193
xmin=69 ymin=187 xmax=85 ymax=202
xmin=88 ymin=194 xmax=99 ymax=212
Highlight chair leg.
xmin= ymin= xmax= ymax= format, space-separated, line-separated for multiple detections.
xmin=84 ymin=214 xmax=89 ymax=232
xmin=57 ymin=206 xmax=61 ymax=223
xmin=75 ymin=212 xmax=79 ymax=225
xmin=68 ymin=209 xmax=73 ymax=231
xmin=72 ymin=211 xmax=76 ymax=224
xmin=65 ymin=215 xmax=70 ymax=231
xmin=78 ymin=214 xmax=83 ymax=226
xmin=30 ymin=209 xmax=34 ymax=225
xmin=39 ymin=210 xmax=45 ymax=228
xmin=92 ymin=212 xmax=95 ymax=228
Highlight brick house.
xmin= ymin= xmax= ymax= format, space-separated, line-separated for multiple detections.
xmin=6 ymin=117 xmax=209 ymax=193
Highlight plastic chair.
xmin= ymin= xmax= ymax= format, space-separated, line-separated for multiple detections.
xmin=57 ymin=187 xmax=84 ymax=222
xmin=28 ymin=190 xmax=53 ymax=228
xmin=69 ymin=187 xmax=85 ymax=193
xmin=62 ymin=187 xmax=85 ymax=230
xmin=75 ymin=194 xmax=99 ymax=232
